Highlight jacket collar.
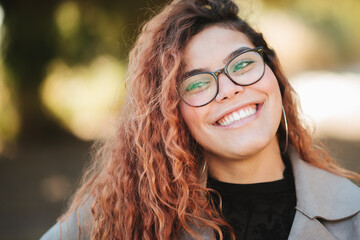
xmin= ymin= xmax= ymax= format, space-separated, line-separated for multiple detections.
xmin=289 ymin=146 xmax=360 ymax=220
xmin=180 ymin=148 xmax=360 ymax=239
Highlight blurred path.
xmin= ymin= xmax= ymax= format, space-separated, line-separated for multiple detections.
xmin=0 ymin=136 xmax=91 ymax=240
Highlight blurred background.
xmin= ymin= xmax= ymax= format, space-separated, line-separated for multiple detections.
xmin=0 ymin=0 xmax=359 ymax=239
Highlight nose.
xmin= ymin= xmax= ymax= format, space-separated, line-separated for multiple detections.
xmin=215 ymin=73 xmax=244 ymax=102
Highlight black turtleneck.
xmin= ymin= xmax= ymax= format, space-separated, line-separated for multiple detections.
xmin=207 ymin=156 xmax=297 ymax=240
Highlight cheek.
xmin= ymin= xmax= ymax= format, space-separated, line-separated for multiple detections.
xmin=180 ymin=103 xmax=211 ymax=145
xmin=256 ymin=66 xmax=282 ymax=102
xmin=252 ymin=66 xmax=283 ymax=130
xmin=179 ymin=103 xmax=201 ymax=131
xmin=263 ymin=67 xmax=283 ymax=128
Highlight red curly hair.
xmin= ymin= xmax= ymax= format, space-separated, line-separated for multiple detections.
xmin=60 ymin=0 xmax=360 ymax=239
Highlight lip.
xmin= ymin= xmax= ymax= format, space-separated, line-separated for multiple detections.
xmin=212 ymin=101 xmax=264 ymax=125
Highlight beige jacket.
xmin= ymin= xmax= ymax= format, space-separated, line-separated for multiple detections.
xmin=286 ymin=148 xmax=360 ymax=240
xmin=40 ymin=148 xmax=360 ymax=240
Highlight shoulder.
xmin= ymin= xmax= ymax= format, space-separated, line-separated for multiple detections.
xmin=288 ymin=147 xmax=360 ymax=239
xmin=289 ymin=147 xmax=360 ymax=219
xmin=40 ymin=199 xmax=93 ymax=240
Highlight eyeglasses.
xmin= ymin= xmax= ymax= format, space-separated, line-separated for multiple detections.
xmin=178 ymin=46 xmax=265 ymax=107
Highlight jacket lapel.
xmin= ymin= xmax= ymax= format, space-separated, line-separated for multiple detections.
xmin=288 ymin=209 xmax=337 ymax=240
xmin=289 ymin=147 xmax=360 ymax=220
xmin=288 ymin=147 xmax=360 ymax=239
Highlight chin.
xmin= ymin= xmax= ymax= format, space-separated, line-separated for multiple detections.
xmin=228 ymin=136 xmax=276 ymax=159
xmin=237 ymin=145 xmax=267 ymax=158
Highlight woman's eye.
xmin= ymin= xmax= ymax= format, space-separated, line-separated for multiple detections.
xmin=231 ymin=60 xmax=254 ymax=73
xmin=186 ymin=81 xmax=209 ymax=92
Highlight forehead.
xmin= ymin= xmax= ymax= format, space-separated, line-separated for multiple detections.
xmin=183 ymin=25 xmax=255 ymax=71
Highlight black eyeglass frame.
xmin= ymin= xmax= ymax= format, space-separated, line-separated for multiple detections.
xmin=178 ymin=46 xmax=265 ymax=107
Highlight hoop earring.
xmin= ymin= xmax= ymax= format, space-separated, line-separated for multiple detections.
xmin=201 ymin=161 xmax=207 ymax=175
xmin=282 ymin=105 xmax=289 ymax=155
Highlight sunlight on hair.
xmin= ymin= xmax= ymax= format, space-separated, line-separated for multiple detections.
xmin=40 ymin=55 xmax=126 ymax=140
xmin=291 ymin=71 xmax=360 ymax=141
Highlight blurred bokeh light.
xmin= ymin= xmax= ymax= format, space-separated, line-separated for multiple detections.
xmin=55 ymin=1 xmax=80 ymax=39
xmin=0 ymin=5 xmax=19 ymax=155
xmin=0 ymin=66 xmax=20 ymax=153
xmin=40 ymin=55 xmax=126 ymax=140
xmin=292 ymin=71 xmax=360 ymax=141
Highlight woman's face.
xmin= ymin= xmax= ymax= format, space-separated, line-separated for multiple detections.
xmin=179 ymin=25 xmax=282 ymax=162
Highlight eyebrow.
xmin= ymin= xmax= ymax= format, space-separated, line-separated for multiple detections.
xmin=223 ymin=46 xmax=250 ymax=64
xmin=183 ymin=46 xmax=251 ymax=78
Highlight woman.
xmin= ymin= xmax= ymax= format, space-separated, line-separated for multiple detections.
xmin=41 ymin=0 xmax=360 ymax=239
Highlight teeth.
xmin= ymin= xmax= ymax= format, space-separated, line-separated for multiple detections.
xmin=218 ymin=105 xmax=257 ymax=126
xmin=233 ymin=112 xmax=240 ymax=119
xmin=240 ymin=110 xmax=246 ymax=118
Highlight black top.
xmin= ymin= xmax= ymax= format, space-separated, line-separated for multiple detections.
xmin=207 ymin=157 xmax=297 ymax=240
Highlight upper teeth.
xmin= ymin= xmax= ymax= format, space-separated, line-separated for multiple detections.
xmin=217 ymin=105 xmax=257 ymax=126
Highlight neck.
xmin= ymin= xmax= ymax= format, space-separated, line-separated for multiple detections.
xmin=206 ymin=139 xmax=285 ymax=184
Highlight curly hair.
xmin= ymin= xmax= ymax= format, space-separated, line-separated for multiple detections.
xmin=60 ymin=0 xmax=360 ymax=239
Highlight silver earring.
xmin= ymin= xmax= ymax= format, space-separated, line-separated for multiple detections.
xmin=282 ymin=105 xmax=288 ymax=155
xmin=201 ymin=161 xmax=207 ymax=175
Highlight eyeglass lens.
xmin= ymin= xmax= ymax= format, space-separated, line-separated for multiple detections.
xmin=179 ymin=49 xmax=264 ymax=107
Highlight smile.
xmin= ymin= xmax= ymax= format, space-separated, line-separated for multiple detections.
xmin=216 ymin=104 xmax=258 ymax=126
